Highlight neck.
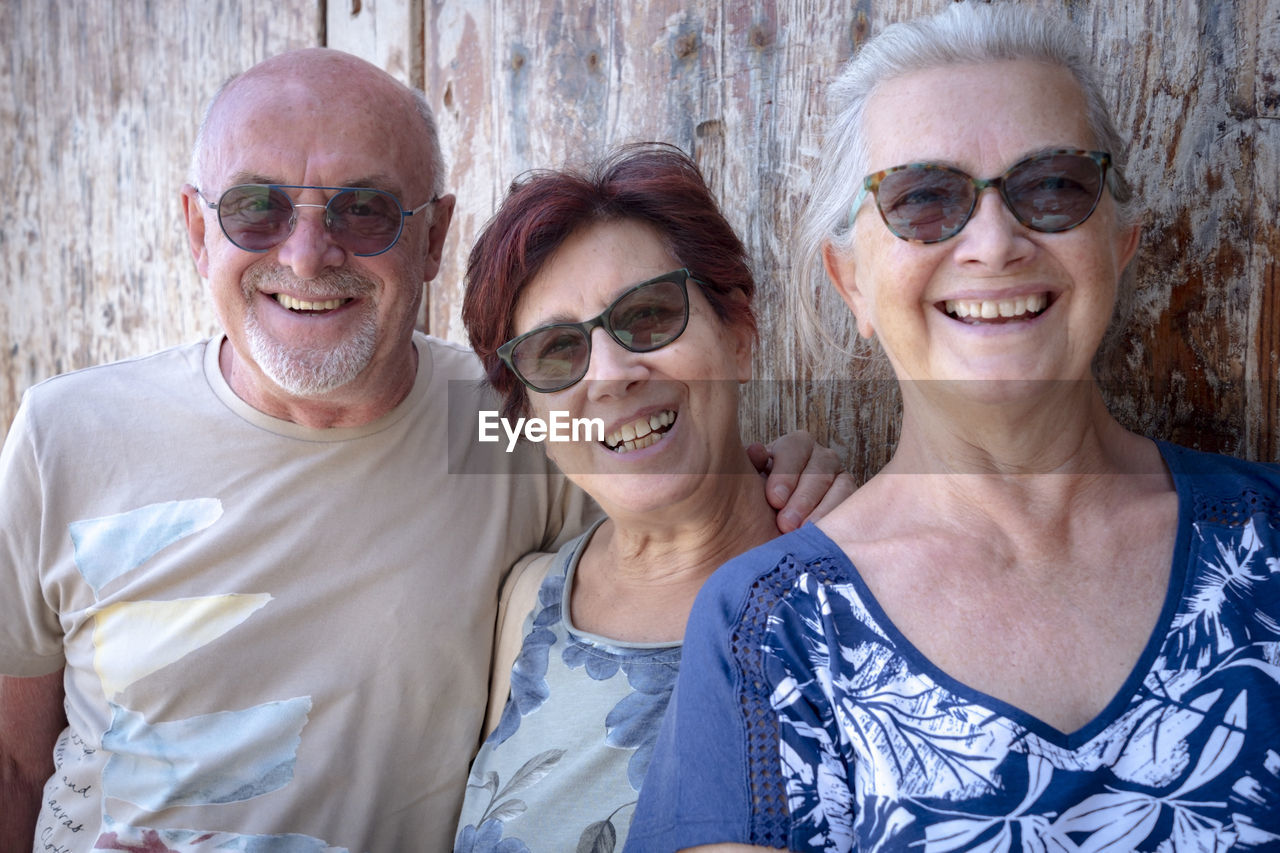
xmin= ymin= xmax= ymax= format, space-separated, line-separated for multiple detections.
xmin=600 ymin=453 xmax=779 ymax=585
xmin=890 ymin=379 xmax=1137 ymax=476
xmin=568 ymin=449 xmax=779 ymax=643
xmin=868 ymin=380 xmax=1171 ymax=552
xmin=221 ymin=336 xmax=418 ymax=428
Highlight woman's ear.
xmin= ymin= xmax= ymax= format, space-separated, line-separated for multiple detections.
xmin=723 ymin=289 xmax=755 ymax=384
xmin=1116 ymin=219 xmax=1141 ymax=272
xmin=822 ymin=241 xmax=874 ymax=340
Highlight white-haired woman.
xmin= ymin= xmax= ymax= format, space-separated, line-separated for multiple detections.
xmin=627 ymin=4 xmax=1280 ymax=851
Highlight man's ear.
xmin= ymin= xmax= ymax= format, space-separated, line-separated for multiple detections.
xmin=181 ymin=184 xmax=210 ymax=278
xmin=822 ymin=241 xmax=874 ymax=340
xmin=421 ymin=193 xmax=456 ymax=281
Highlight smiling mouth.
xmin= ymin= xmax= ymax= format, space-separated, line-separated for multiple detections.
xmin=943 ymin=293 xmax=1050 ymax=323
xmin=604 ymin=410 xmax=676 ymax=453
xmin=273 ymin=293 xmax=353 ymax=313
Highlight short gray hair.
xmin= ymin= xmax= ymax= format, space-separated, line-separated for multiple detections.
xmin=792 ymin=2 xmax=1136 ymax=376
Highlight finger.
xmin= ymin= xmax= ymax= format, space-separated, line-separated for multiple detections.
xmin=775 ymin=446 xmax=846 ymax=533
xmin=745 ymin=442 xmax=774 ymax=476
xmin=804 ymin=471 xmax=857 ymax=524
xmin=761 ymin=431 xmax=815 ymax=510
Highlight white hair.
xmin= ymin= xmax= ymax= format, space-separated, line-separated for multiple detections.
xmin=792 ymin=1 xmax=1137 ymax=378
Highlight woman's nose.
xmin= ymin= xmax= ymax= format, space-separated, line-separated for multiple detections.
xmin=584 ymin=327 xmax=649 ymax=401
xmin=952 ymin=188 xmax=1033 ymax=269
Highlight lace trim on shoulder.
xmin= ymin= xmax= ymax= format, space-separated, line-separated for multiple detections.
xmin=1194 ymin=487 xmax=1280 ymax=530
xmin=730 ymin=551 xmax=845 ymax=845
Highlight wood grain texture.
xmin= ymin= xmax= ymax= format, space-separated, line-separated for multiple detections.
xmin=425 ymin=0 xmax=1279 ymax=478
xmin=3 ymin=0 xmax=1276 ymax=483
xmin=1 ymin=0 xmax=320 ymax=435
xmin=326 ymin=0 xmax=423 ymax=88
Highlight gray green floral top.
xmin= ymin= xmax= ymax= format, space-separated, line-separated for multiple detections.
xmin=455 ymin=519 xmax=680 ymax=853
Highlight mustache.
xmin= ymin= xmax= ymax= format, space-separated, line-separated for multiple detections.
xmin=243 ymin=264 xmax=378 ymax=300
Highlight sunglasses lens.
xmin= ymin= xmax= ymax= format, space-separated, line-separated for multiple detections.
xmin=216 ymin=186 xmax=407 ymax=255
xmin=218 ymin=185 xmax=295 ymax=251
xmin=505 ymin=274 xmax=691 ymax=392
xmin=875 ymin=167 xmax=974 ymax=243
xmin=328 ymin=189 xmax=404 ymax=255
xmin=608 ymin=278 xmax=689 ymax=351
xmin=509 ymin=328 xmax=591 ymax=392
xmin=1005 ymin=153 xmax=1105 ymax=232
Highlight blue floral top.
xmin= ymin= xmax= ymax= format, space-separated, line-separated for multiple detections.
xmin=456 ymin=520 xmax=681 ymax=853
xmin=627 ymin=443 xmax=1280 ymax=852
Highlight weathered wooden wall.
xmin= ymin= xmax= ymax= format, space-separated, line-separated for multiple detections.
xmin=1 ymin=0 xmax=320 ymax=432
xmin=4 ymin=0 xmax=1277 ymax=481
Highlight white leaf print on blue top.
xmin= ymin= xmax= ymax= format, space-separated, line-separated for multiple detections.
xmin=761 ymin=511 xmax=1280 ymax=851
xmin=70 ymin=499 xmax=223 ymax=596
xmin=102 ymin=696 xmax=312 ymax=809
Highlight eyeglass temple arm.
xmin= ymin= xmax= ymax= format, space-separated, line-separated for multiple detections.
xmin=847 ymin=184 xmax=871 ymax=230
xmin=404 ymin=196 xmax=441 ymax=217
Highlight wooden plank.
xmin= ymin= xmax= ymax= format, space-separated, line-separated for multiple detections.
xmin=0 ymin=0 xmax=320 ymax=436
xmin=326 ymin=0 xmax=423 ymax=88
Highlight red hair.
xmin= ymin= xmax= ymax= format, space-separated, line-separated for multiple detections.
xmin=462 ymin=142 xmax=757 ymax=419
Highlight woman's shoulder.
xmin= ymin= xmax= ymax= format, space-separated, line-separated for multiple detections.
xmin=1158 ymin=441 xmax=1280 ymax=511
xmin=1158 ymin=440 xmax=1279 ymax=478
xmin=694 ymin=525 xmax=855 ymax=618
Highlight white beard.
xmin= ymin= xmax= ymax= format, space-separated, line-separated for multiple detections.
xmin=241 ymin=266 xmax=379 ymax=397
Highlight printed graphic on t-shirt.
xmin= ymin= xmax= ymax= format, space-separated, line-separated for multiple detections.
xmin=58 ymin=498 xmax=336 ymax=853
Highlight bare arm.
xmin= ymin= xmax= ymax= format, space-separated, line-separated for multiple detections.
xmin=1 ymin=670 xmax=66 ymax=849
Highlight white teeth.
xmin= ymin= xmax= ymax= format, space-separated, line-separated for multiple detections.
xmin=614 ymin=432 xmax=662 ymax=453
xmin=605 ymin=410 xmax=675 ymax=452
xmin=275 ymin=294 xmax=346 ymax=312
xmin=944 ymin=294 xmax=1049 ymax=321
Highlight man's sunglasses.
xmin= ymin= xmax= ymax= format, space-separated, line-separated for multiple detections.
xmin=196 ymin=184 xmax=437 ymax=257
xmin=851 ymin=149 xmax=1112 ymax=244
xmin=498 ymin=269 xmax=699 ymax=393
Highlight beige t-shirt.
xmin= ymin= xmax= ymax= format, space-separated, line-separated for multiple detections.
xmin=0 ymin=333 xmax=594 ymax=853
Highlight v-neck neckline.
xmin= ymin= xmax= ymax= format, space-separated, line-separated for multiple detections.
xmin=795 ymin=441 xmax=1193 ymax=748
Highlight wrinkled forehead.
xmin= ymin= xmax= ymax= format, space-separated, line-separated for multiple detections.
xmin=862 ymin=60 xmax=1094 ymax=172
xmin=201 ymin=65 xmax=433 ymax=198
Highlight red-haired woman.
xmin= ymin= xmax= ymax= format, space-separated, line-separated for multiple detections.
xmin=453 ymin=144 xmax=849 ymax=852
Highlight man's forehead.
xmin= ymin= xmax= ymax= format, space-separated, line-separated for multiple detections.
xmin=202 ymin=72 xmax=429 ymax=193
